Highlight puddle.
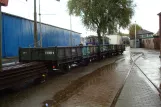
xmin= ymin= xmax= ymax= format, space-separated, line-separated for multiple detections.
xmin=42 ymin=63 xmax=117 ymax=107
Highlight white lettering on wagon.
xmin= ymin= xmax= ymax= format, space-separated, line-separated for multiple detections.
xmin=72 ymin=49 xmax=76 ymax=53
xmin=23 ymin=52 xmax=27 ymax=54
xmin=45 ymin=51 xmax=54 ymax=55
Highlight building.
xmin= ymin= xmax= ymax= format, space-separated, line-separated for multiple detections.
xmin=132 ymin=29 xmax=160 ymax=49
xmin=86 ymin=35 xmax=110 ymax=46
xmin=130 ymin=39 xmax=140 ymax=48
xmin=1 ymin=12 xmax=81 ymax=58
xmin=107 ymin=35 xmax=123 ymax=45
xmin=137 ymin=29 xmax=154 ymax=49
xmin=137 ymin=29 xmax=154 ymax=38
xmin=80 ymin=37 xmax=87 ymax=46
xmin=122 ymin=36 xmax=130 ymax=45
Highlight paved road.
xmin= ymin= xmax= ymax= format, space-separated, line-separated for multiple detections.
xmin=116 ymin=48 xmax=161 ymax=107
xmin=116 ymin=66 xmax=161 ymax=107
xmin=132 ymin=48 xmax=161 ymax=89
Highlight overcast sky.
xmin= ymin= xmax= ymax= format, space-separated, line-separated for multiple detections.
xmin=2 ymin=0 xmax=161 ymax=37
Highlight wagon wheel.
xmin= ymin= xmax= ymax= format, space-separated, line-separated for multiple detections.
xmin=89 ymin=58 xmax=92 ymax=62
xmin=34 ymin=73 xmax=48 ymax=84
xmin=83 ymin=59 xmax=89 ymax=66
xmin=63 ymin=64 xmax=71 ymax=72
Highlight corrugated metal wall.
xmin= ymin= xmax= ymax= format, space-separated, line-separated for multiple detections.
xmin=2 ymin=13 xmax=81 ymax=58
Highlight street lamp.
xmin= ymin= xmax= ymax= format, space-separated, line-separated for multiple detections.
xmin=135 ymin=21 xmax=137 ymax=48
xmin=0 ymin=5 xmax=2 ymax=72
xmin=70 ymin=15 xmax=72 ymax=46
xmin=38 ymin=1 xmax=57 ymax=47
xmin=34 ymin=0 xmax=38 ymax=47
xmin=26 ymin=0 xmax=38 ymax=47
xmin=73 ymin=38 xmax=75 ymax=46
xmin=38 ymin=0 xmax=42 ymax=47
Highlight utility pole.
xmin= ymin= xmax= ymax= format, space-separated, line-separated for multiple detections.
xmin=0 ymin=0 xmax=9 ymax=72
xmin=135 ymin=21 xmax=137 ymax=48
xmin=34 ymin=0 xmax=38 ymax=47
xmin=35 ymin=0 xmax=59 ymax=47
xmin=103 ymin=34 xmax=105 ymax=45
xmin=39 ymin=0 xmax=42 ymax=47
xmin=70 ymin=15 xmax=72 ymax=46
xmin=0 ymin=5 xmax=2 ymax=72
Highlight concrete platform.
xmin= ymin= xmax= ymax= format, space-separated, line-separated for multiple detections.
xmin=116 ymin=65 xmax=161 ymax=107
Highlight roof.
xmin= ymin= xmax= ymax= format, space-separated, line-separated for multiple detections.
xmin=2 ymin=12 xmax=81 ymax=34
xmin=137 ymin=29 xmax=153 ymax=35
xmin=158 ymin=12 xmax=161 ymax=16
xmin=156 ymin=30 xmax=159 ymax=36
xmin=87 ymin=35 xmax=110 ymax=39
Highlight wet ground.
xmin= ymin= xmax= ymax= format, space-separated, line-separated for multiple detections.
xmin=131 ymin=48 xmax=161 ymax=89
xmin=0 ymin=47 xmax=161 ymax=107
xmin=59 ymin=54 xmax=131 ymax=107
xmin=0 ymin=52 xmax=123 ymax=107
xmin=58 ymin=48 xmax=131 ymax=107
xmin=116 ymin=48 xmax=161 ymax=107
xmin=116 ymin=65 xmax=161 ymax=107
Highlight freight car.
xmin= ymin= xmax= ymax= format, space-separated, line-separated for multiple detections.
xmin=0 ymin=44 xmax=125 ymax=90
xmin=19 ymin=44 xmax=125 ymax=72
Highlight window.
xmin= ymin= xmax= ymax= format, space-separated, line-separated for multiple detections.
xmin=140 ymin=35 xmax=144 ymax=38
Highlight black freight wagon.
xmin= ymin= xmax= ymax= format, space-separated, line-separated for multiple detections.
xmin=19 ymin=45 xmax=125 ymax=72
xmin=0 ymin=45 xmax=125 ymax=90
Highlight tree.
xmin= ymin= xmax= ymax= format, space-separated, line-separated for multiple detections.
xmin=118 ymin=32 xmax=129 ymax=36
xmin=129 ymin=24 xmax=142 ymax=39
xmin=68 ymin=0 xmax=135 ymax=57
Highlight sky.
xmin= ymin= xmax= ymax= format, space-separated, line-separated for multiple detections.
xmin=1 ymin=0 xmax=161 ymax=37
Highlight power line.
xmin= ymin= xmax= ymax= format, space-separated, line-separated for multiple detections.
xmin=13 ymin=0 xmax=55 ymax=14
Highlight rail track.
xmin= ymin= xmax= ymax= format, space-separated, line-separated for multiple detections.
xmin=0 ymin=62 xmax=48 ymax=90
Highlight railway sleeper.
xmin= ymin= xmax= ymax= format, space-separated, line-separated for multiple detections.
xmin=0 ymin=66 xmax=48 ymax=80
xmin=0 ymin=71 xmax=47 ymax=90
xmin=1 ymin=62 xmax=46 ymax=76
xmin=0 ymin=68 xmax=48 ymax=85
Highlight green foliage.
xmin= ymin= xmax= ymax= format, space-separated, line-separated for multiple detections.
xmin=129 ymin=24 xmax=142 ymax=39
xmin=119 ymin=32 xmax=129 ymax=36
xmin=68 ymin=0 xmax=135 ymax=55
xmin=68 ymin=0 xmax=135 ymax=34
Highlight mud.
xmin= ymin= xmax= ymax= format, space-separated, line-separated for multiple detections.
xmin=43 ymin=54 xmax=131 ymax=107
xmin=42 ymin=63 xmax=117 ymax=107
xmin=0 ymin=56 xmax=120 ymax=107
